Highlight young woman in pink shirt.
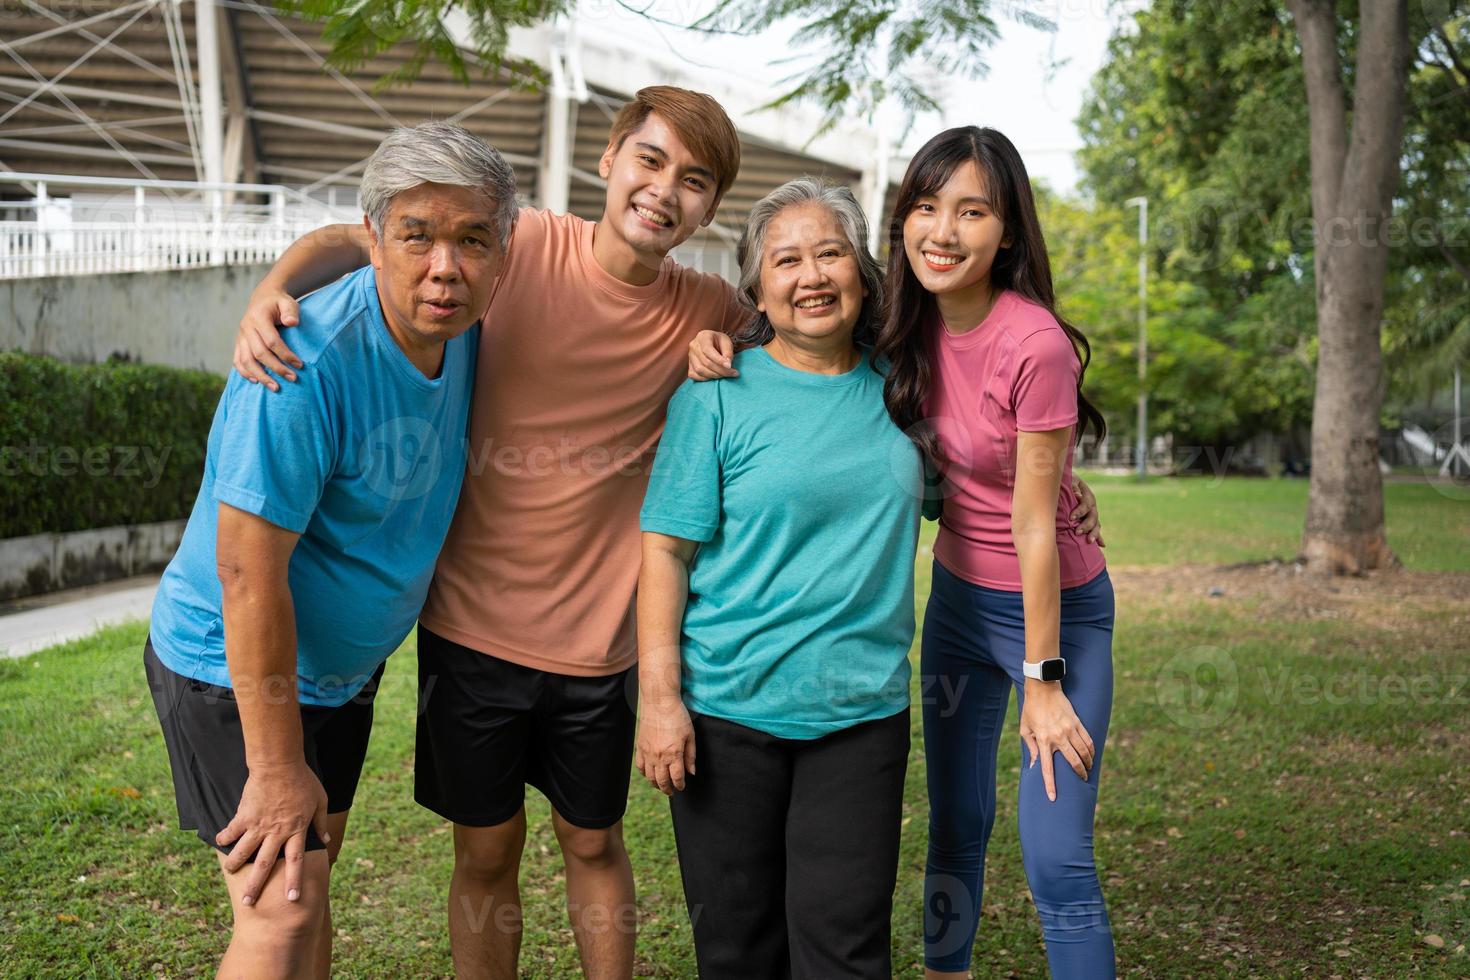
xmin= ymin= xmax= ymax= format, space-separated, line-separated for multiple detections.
xmin=873 ymin=127 xmax=1115 ymax=979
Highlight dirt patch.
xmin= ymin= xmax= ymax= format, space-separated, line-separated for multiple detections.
xmin=1111 ymin=562 xmax=1470 ymax=639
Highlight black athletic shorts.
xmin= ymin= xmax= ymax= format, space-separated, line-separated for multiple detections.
xmin=143 ymin=638 xmax=382 ymax=856
xmin=414 ymin=624 xmax=638 ymax=830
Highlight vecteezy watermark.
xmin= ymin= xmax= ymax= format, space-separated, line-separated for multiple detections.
xmin=1154 ymin=646 xmax=1240 ymax=731
xmin=1257 ymin=667 xmax=1469 ymax=708
xmin=1419 ymin=416 xmax=1470 ymax=503
xmin=362 ymin=417 xmax=445 ymax=502
xmin=0 ymin=441 xmax=171 ymax=488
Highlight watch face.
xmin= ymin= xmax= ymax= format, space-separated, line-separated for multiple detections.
xmin=1041 ymin=659 xmax=1066 ymax=682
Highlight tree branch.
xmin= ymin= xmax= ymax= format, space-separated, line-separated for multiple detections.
xmin=1286 ymin=0 xmax=1348 ymax=284
xmin=1434 ymin=231 xmax=1470 ymax=286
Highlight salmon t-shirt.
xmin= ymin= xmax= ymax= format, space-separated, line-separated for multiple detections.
xmin=417 ymin=208 xmax=748 ymax=675
xmin=925 ymin=289 xmax=1106 ymax=592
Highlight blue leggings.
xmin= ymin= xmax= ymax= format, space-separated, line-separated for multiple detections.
xmin=922 ymin=559 xmax=1116 ymax=978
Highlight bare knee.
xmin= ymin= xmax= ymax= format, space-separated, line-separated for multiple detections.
xmin=554 ymin=821 xmax=625 ymax=870
xmin=454 ymin=817 xmax=526 ymax=885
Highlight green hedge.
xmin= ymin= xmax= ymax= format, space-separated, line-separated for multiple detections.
xmin=0 ymin=352 xmax=224 ymax=539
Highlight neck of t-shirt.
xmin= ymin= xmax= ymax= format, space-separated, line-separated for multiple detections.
xmin=589 ymin=220 xmax=665 ymax=287
xmin=762 ymin=336 xmax=860 ymax=376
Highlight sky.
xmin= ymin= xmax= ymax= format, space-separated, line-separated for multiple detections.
xmin=580 ymin=0 xmax=1139 ymax=194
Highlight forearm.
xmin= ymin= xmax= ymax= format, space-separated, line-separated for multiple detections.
xmin=637 ymin=541 xmax=692 ymax=708
xmin=1013 ymin=526 xmax=1061 ymax=665
xmin=220 ymin=575 xmax=303 ymax=769
xmin=260 ymin=223 xmax=371 ymax=299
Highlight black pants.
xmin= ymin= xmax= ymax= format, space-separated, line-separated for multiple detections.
xmin=669 ymin=709 xmax=910 ymax=980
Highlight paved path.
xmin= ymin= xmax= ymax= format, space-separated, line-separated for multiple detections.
xmin=0 ymin=575 xmax=158 ymax=659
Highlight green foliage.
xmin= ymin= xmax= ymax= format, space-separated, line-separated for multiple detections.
xmin=1074 ymin=0 xmax=1468 ymax=444
xmin=277 ymin=0 xmax=557 ymax=90
xmin=0 ymin=353 xmax=223 ymax=539
xmin=274 ymin=0 xmax=1036 ymax=135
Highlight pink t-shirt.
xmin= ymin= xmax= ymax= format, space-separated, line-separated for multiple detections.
xmin=925 ymin=289 xmax=1106 ymax=591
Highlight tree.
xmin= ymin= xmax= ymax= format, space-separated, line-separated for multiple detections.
xmin=1286 ymin=0 xmax=1412 ymax=574
xmin=1078 ymin=0 xmax=1466 ymax=574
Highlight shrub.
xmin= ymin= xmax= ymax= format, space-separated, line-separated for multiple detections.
xmin=0 ymin=352 xmax=224 ymax=538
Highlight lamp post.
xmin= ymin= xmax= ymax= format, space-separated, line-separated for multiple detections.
xmin=1125 ymin=196 xmax=1149 ymax=480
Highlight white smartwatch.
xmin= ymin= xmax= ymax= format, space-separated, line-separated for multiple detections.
xmin=1023 ymin=657 xmax=1066 ymax=682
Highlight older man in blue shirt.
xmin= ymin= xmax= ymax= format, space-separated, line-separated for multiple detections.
xmin=144 ymin=121 xmax=514 ymax=978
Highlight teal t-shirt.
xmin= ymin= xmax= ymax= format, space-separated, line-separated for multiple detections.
xmin=639 ymin=346 xmax=923 ymax=739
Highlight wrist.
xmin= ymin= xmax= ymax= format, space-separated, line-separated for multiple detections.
xmin=1025 ymin=677 xmax=1063 ymax=695
xmin=245 ymin=756 xmax=306 ymax=774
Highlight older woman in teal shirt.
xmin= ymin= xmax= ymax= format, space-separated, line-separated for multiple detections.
xmin=636 ymin=177 xmax=921 ymax=980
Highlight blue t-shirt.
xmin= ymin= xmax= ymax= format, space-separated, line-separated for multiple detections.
xmin=639 ymin=346 xmax=922 ymax=739
xmin=150 ymin=265 xmax=476 ymax=706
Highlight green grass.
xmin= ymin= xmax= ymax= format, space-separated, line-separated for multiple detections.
xmin=2 ymin=478 xmax=1467 ymax=976
xmin=1083 ymin=473 xmax=1470 ymax=571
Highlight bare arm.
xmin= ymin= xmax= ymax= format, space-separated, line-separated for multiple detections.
xmin=635 ymin=531 xmax=700 ymax=795
xmin=1012 ymin=427 xmax=1096 ymax=803
xmin=234 ymin=223 xmax=373 ymax=390
xmin=213 ymin=503 xmax=331 ymax=905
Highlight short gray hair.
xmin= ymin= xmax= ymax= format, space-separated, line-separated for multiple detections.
xmin=360 ymin=122 xmax=518 ymax=248
xmin=733 ymin=176 xmax=886 ymax=348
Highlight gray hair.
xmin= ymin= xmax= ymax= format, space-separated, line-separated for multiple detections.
xmin=733 ymin=176 xmax=886 ymax=348
xmin=360 ymin=122 xmax=518 ymax=248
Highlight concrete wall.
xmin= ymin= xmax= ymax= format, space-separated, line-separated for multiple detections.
xmin=1 ymin=263 xmax=269 ymax=373
xmin=0 ymin=519 xmax=186 ymax=601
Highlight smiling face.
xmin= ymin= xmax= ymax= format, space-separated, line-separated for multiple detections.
xmin=901 ymin=159 xmax=1010 ymax=302
xmin=597 ymin=112 xmax=723 ymax=265
xmin=756 ymin=202 xmax=867 ymax=347
xmin=367 ymin=182 xmax=504 ymax=360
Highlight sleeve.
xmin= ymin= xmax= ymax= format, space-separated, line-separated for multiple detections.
xmin=1011 ymin=328 xmax=1081 ymax=432
xmin=211 ymin=370 xmax=338 ymax=533
xmin=639 ymin=383 xmax=722 ymax=543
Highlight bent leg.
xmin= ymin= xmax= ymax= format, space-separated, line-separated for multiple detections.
xmin=217 ymin=846 xmax=333 ymax=980
xmin=449 ymin=812 xmax=527 ymax=980
xmin=551 ymin=812 xmax=635 ymax=980
xmin=1014 ymin=575 xmax=1116 ymax=980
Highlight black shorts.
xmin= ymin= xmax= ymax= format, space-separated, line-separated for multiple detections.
xmin=143 ymin=638 xmax=382 ymax=856
xmin=414 ymin=624 xmax=638 ymax=830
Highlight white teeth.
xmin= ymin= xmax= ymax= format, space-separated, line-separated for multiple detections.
xmin=925 ymin=252 xmax=962 ymax=267
xmin=795 ymin=296 xmax=834 ymax=309
xmin=634 ymin=204 xmax=672 ymax=227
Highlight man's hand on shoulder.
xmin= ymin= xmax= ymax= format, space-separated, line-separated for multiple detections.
xmin=235 ymin=285 xmax=303 ymax=392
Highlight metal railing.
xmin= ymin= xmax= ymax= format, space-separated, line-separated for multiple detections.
xmin=0 ymin=172 xmax=359 ymax=279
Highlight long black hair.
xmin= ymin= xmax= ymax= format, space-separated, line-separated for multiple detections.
xmin=873 ymin=126 xmax=1106 ymax=467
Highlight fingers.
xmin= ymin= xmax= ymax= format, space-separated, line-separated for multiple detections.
xmin=653 ymin=762 xmax=673 ymax=797
xmin=310 ymin=801 xmax=332 ymax=847
xmin=713 ymin=333 xmax=734 ymax=359
xmin=219 ymin=827 xmax=259 ymax=875
xmin=1059 ymin=741 xmax=1088 ymax=783
xmin=668 ymin=756 xmax=686 ymax=792
xmin=276 ymin=298 xmax=301 ymax=332
xmin=684 ymin=734 xmax=697 ymax=777
xmin=1022 ymin=732 xmax=1039 ymax=770
xmin=1040 ymin=749 xmax=1057 ymax=803
xmin=241 ymin=835 xmax=284 ymax=907
xmin=282 ymin=833 xmax=305 ymax=903
xmin=249 ymin=335 xmax=297 ymax=386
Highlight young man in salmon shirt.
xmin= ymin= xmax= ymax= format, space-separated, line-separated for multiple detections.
xmin=233 ymin=87 xmax=747 ymax=979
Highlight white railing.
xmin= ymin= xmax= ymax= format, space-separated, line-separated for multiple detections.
xmin=0 ymin=173 xmax=360 ymax=280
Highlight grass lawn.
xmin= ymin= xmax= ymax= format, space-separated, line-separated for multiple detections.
xmin=1 ymin=478 xmax=1467 ymax=976
xmin=1081 ymin=473 xmax=1470 ymax=571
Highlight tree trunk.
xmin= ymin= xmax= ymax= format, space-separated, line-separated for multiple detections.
xmin=1288 ymin=0 xmax=1411 ymax=575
